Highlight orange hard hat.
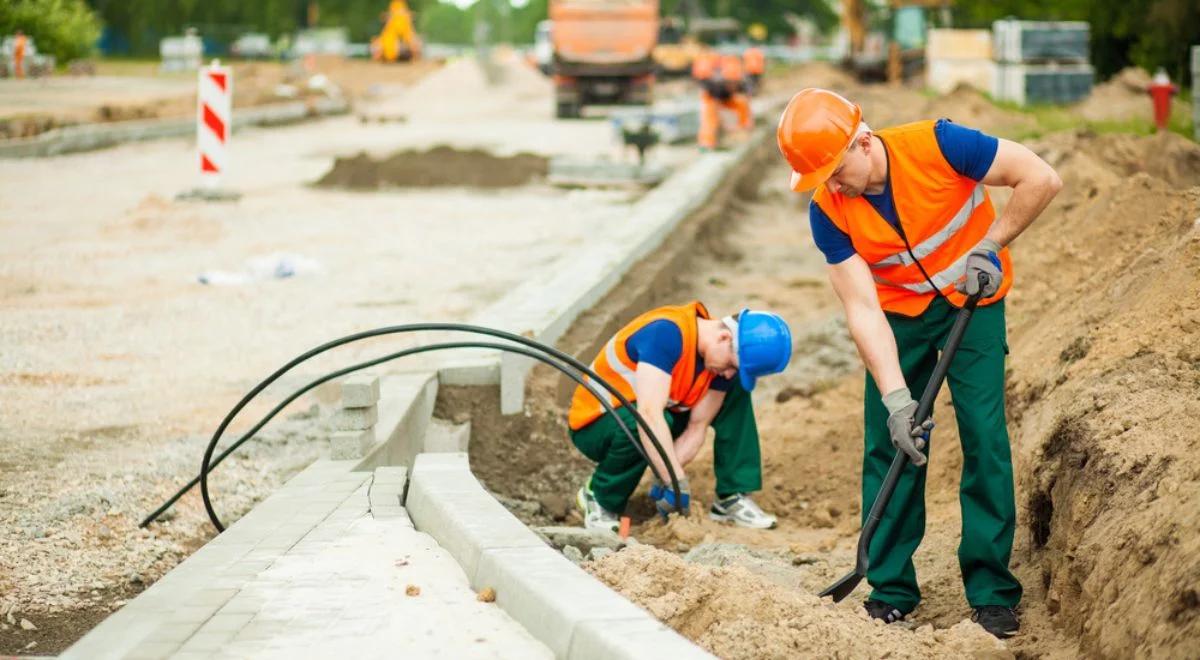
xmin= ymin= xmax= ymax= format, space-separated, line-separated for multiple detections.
xmin=776 ymin=88 xmax=863 ymax=192
xmin=692 ymin=52 xmax=717 ymax=80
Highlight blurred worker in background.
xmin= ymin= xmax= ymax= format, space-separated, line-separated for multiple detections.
xmin=743 ymin=45 xmax=765 ymax=95
xmin=567 ymin=302 xmax=792 ymax=533
xmin=693 ymin=51 xmax=752 ymax=151
xmin=12 ymin=30 xmax=27 ymax=79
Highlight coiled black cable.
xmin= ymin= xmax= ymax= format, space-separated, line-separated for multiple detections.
xmin=143 ymin=323 xmax=683 ymax=532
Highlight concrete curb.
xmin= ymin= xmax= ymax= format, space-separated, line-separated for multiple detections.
xmin=0 ymin=96 xmax=349 ymax=159
xmin=406 ymin=453 xmax=712 ymax=659
xmin=437 ymin=123 xmax=776 ymax=413
xmin=63 ymin=372 xmax=433 ymax=659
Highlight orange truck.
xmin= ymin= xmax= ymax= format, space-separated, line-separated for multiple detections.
xmin=550 ymin=0 xmax=659 ymax=118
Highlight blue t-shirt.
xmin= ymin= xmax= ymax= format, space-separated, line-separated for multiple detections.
xmin=625 ymin=319 xmax=733 ymax=392
xmin=809 ymin=119 xmax=999 ymax=265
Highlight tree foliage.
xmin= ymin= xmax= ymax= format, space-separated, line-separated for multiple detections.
xmin=1 ymin=0 xmax=102 ymax=62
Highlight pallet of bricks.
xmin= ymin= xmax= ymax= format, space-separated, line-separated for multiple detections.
xmin=992 ymin=19 xmax=1093 ymax=106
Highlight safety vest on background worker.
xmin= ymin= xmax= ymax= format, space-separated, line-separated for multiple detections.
xmin=743 ymin=47 xmax=765 ymax=76
xmin=812 ymin=120 xmax=1014 ymax=316
xmin=12 ymin=33 xmax=27 ymax=79
xmin=568 ymin=301 xmax=717 ymax=431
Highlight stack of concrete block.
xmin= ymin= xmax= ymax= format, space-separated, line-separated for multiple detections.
xmin=330 ymin=374 xmax=380 ymax=460
xmin=992 ymin=19 xmax=1093 ymax=106
xmin=925 ymin=29 xmax=995 ymax=95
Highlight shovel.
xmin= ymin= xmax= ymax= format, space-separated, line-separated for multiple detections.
xmin=819 ymin=285 xmax=985 ymax=602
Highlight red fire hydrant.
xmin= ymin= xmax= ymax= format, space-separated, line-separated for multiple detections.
xmin=1147 ymin=68 xmax=1179 ymax=131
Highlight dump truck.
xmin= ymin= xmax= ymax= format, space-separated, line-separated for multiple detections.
xmin=550 ymin=0 xmax=659 ymax=118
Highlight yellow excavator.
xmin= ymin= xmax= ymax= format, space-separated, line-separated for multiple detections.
xmin=373 ymin=0 xmax=421 ymax=62
xmin=843 ymin=0 xmax=952 ymax=83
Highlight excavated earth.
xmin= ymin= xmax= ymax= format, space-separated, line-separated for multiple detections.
xmin=315 ymin=146 xmax=549 ymax=190
xmin=463 ymin=64 xmax=1200 ymax=658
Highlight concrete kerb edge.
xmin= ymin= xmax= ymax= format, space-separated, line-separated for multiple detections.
xmin=0 ymin=97 xmax=349 ymax=159
xmin=405 ymin=453 xmax=712 ymax=659
xmin=491 ymin=123 xmax=776 ymax=415
xmin=63 ymin=369 xmax=427 ymax=659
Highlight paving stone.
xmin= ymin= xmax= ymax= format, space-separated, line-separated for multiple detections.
xmin=331 ymin=429 xmax=374 ymax=459
xmin=341 ymin=374 xmax=381 ymax=408
xmin=334 ymin=406 xmax=378 ymax=431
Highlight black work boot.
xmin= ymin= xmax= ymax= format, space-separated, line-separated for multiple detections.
xmin=863 ymin=599 xmax=906 ymax=623
xmin=972 ymin=605 xmax=1019 ymax=638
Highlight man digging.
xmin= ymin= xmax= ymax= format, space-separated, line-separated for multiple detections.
xmin=567 ymin=302 xmax=792 ymax=533
xmin=776 ymin=88 xmax=1062 ymax=638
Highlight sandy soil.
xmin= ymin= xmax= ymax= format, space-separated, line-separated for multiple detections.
xmin=0 ymin=53 xmax=696 ymax=654
xmin=467 ymin=63 xmax=1200 ymax=658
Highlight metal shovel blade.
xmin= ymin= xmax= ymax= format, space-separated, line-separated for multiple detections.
xmin=819 ymin=569 xmax=864 ymax=602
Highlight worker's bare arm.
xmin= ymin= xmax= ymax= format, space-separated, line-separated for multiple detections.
xmin=674 ymin=388 xmax=726 ymax=466
xmin=980 ymin=138 xmax=1063 ymax=247
xmin=633 ymin=362 xmax=685 ymax=481
xmin=829 ymin=255 xmax=906 ymax=395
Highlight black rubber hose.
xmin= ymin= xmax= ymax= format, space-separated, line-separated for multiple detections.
xmin=197 ymin=340 xmax=671 ymax=532
xmin=189 ymin=324 xmax=682 ymax=532
xmin=142 ymin=340 xmax=651 ymax=529
xmin=140 ymin=339 xmax=651 ymax=529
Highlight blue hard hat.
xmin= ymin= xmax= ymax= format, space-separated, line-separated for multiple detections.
xmin=735 ymin=308 xmax=793 ymax=391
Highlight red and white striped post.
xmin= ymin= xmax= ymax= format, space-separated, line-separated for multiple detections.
xmin=196 ymin=59 xmax=232 ymax=190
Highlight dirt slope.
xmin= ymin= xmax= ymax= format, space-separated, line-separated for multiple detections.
xmin=466 ymin=66 xmax=1200 ymax=657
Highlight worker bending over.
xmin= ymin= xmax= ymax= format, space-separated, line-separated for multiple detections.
xmin=568 ymin=302 xmax=792 ymax=532
xmin=743 ymin=46 xmax=765 ymax=95
xmin=777 ymin=89 xmax=1061 ymax=638
xmin=693 ymin=53 xmax=752 ymax=151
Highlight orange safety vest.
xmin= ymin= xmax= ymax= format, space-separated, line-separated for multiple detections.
xmin=812 ymin=119 xmax=1013 ymax=317
xmin=743 ymin=47 xmax=765 ymax=75
xmin=568 ymin=301 xmax=717 ymax=431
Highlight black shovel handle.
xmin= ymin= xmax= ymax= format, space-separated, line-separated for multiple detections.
xmin=855 ymin=289 xmax=982 ymax=565
xmin=820 ymin=279 xmax=985 ymax=602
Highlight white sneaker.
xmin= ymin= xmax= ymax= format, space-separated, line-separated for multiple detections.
xmin=709 ymin=494 xmax=777 ymax=529
xmin=577 ymin=484 xmax=619 ymax=533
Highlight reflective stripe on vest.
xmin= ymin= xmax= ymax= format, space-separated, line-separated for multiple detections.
xmin=812 ymin=119 xmax=1013 ymax=316
xmin=567 ymin=301 xmax=714 ymax=431
xmin=578 ymin=337 xmax=685 ymax=408
xmin=874 ymin=183 xmax=987 ymax=267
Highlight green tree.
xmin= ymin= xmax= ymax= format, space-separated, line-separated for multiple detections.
xmin=419 ymin=2 xmax=474 ymax=44
xmin=1 ymin=0 xmax=102 ymax=62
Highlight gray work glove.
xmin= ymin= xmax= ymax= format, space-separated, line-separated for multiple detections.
xmin=883 ymin=388 xmax=934 ymax=466
xmin=955 ymin=238 xmax=1003 ymax=298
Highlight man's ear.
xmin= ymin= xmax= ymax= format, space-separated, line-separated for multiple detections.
xmin=858 ymin=131 xmax=872 ymax=153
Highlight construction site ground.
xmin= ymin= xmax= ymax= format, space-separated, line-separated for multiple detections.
xmin=2 ymin=55 xmax=1199 ymax=659
xmin=455 ymin=65 xmax=1200 ymax=658
xmin=0 ymin=51 xmax=699 ymax=654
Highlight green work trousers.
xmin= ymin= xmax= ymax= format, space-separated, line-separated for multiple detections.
xmin=569 ymin=379 xmax=762 ymax=513
xmin=863 ymin=297 xmax=1022 ymax=613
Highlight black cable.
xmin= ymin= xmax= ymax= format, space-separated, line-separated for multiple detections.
xmin=142 ymin=339 xmax=652 ymax=529
xmin=183 ymin=324 xmax=682 ymax=532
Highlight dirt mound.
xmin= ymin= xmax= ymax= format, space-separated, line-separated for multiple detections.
xmin=1074 ymin=66 xmax=1192 ymax=125
xmin=999 ymin=130 xmax=1200 ymax=657
xmin=924 ymin=85 xmax=1035 ymax=134
xmin=381 ymin=50 xmax=553 ymax=122
xmin=314 ymin=146 xmax=547 ymax=189
xmin=589 ymin=544 xmax=1010 ymax=659
xmin=1030 ymin=128 xmax=1200 ymax=190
